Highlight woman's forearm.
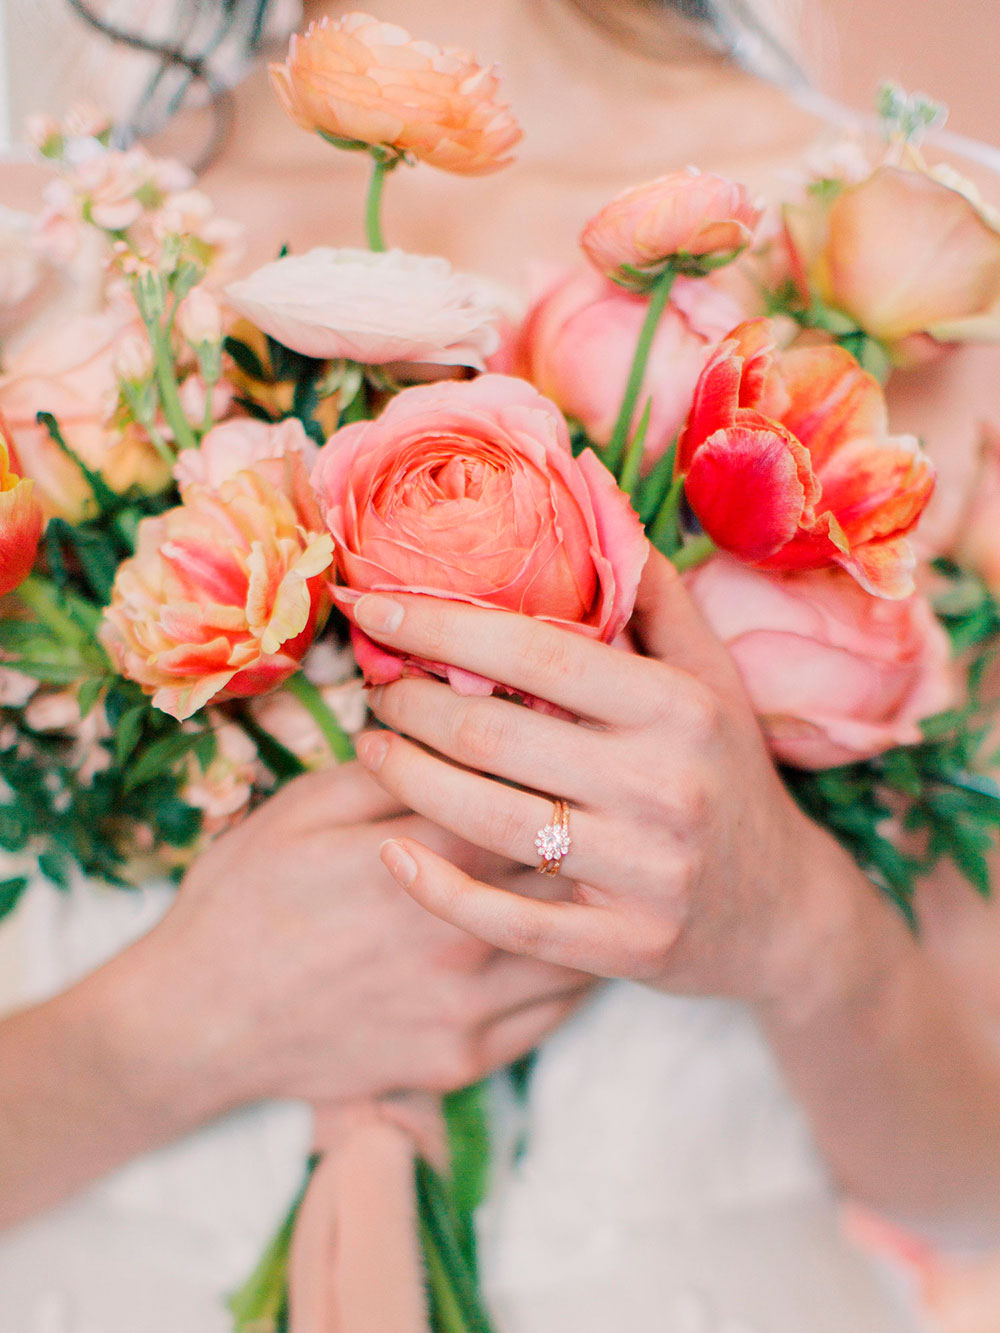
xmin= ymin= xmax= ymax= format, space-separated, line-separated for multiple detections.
xmin=0 ymin=924 xmax=235 ymax=1228
xmin=758 ymin=834 xmax=1000 ymax=1247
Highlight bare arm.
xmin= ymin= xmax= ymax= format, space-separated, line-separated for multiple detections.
xmin=0 ymin=763 xmax=585 ymax=1229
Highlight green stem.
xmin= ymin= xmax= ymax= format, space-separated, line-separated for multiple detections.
xmin=649 ymin=474 xmax=686 ymax=555
xmin=228 ymin=1158 xmax=316 ymax=1331
xmin=284 ymin=671 xmax=355 ymax=763
xmin=672 ymin=534 xmax=717 ymax=573
xmin=149 ymin=323 xmax=198 ymax=454
xmin=365 ymin=155 xmax=392 ymax=251
xmin=420 ymin=1218 xmax=471 ymax=1333
xmin=15 ymin=574 xmax=91 ymax=642
xmin=604 ymin=266 xmax=677 ymax=477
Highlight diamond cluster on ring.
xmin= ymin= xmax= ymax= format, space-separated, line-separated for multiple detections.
xmin=535 ymin=823 xmax=571 ymax=862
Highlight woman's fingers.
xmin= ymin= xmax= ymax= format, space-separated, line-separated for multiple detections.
xmin=349 ymin=591 xmax=662 ymax=726
xmin=357 ymin=729 xmax=603 ymax=880
xmin=368 ymin=677 xmax=603 ymax=805
xmin=476 ymin=994 xmax=584 ymax=1075
xmin=379 ymin=836 xmax=671 ymax=975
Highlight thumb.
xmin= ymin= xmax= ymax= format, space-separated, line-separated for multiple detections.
xmin=630 ymin=545 xmax=739 ymax=690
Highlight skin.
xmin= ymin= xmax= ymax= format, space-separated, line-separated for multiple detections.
xmin=2 ymin=0 xmax=1000 ymax=1244
xmin=351 ymin=555 xmax=1000 ymax=1245
xmin=0 ymin=763 xmax=585 ymax=1227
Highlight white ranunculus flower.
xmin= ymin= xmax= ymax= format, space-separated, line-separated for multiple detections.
xmin=224 ymin=246 xmax=506 ymax=368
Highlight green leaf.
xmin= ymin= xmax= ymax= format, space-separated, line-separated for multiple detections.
xmin=224 ymin=335 xmax=268 ymax=382
xmin=123 ymin=729 xmax=208 ymax=791
xmin=112 ymin=704 xmax=148 ymax=765
xmin=0 ymin=876 xmax=28 ymax=921
xmin=38 ymin=849 xmax=70 ymax=888
xmin=77 ymin=676 xmax=105 ymax=719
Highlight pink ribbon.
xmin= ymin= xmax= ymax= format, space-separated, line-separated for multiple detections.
xmin=287 ymin=1094 xmax=448 ymax=1333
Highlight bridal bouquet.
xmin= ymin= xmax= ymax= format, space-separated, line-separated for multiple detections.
xmin=3 ymin=12 xmax=1000 ymax=1331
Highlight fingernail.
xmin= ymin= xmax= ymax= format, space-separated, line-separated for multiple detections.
xmin=380 ymin=839 xmax=417 ymax=887
xmin=356 ymin=731 xmax=389 ymax=771
xmin=354 ymin=594 xmax=404 ymax=633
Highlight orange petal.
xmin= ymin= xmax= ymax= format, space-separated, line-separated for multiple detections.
xmin=777 ymin=345 xmax=889 ymax=472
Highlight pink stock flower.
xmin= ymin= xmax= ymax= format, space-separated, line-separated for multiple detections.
xmin=0 ymin=309 xmax=170 ymax=520
xmin=312 ymin=373 xmax=648 ymax=699
xmin=174 ymin=416 xmax=318 ymax=492
xmin=784 ymin=160 xmax=1000 ymax=366
xmin=0 ymin=421 xmax=43 ymax=598
xmin=225 ymin=247 xmax=503 ymax=368
xmin=269 ymin=12 xmax=522 ymax=175
xmin=100 ymin=455 xmax=334 ymax=720
xmin=581 ymin=168 xmax=763 ymax=288
xmin=181 ymin=716 xmax=259 ymax=835
xmin=687 ymin=556 xmax=954 ymax=769
xmin=515 ymin=266 xmax=744 ymax=464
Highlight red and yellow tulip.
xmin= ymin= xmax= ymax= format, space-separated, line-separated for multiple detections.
xmin=677 ymin=319 xmax=934 ymax=598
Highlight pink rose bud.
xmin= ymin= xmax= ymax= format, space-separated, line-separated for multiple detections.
xmin=581 ymin=167 xmax=763 ymax=289
xmin=269 ymin=12 xmax=522 ymax=175
xmin=114 ymin=333 xmax=154 ymax=384
xmin=687 ymin=556 xmax=954 ymax=770
xmin=177 ymin=287 xmax=223 ymax=346
xmin=514 ymin=266 xmax=743 ymax=464
xmin=312 ymin=373 xmax=649 ymax=701
xmin=100 ymin=454 xmax=334 ymax=720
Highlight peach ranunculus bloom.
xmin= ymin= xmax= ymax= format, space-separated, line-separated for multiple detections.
xmin=225 ymin=247 xmax=504 ymax=368
xmin=100 ymin=455 xmax=334 ymax=721
xmin=783 ymin=159 xmax=1000 ymax=367
xmin=687 ymin=555 xmax=954 ymax=769
xmin=677 ymin=318 xmax=935 ymax=599
xmin=312 ymin=373 xmax=649 ymax=697
xmin=514 ymin=266 xmax=744 ymax=464
xmin=580 ymin=167 xmax=763 ymax=290
xmin=269 ymin=12 xmax=522 ymax=175
xmin=174 ymin=416 xmax=319 ymax=493
xmin=0 ymin=419 xmax=44 ymax=598
xmin=0 ymin=309 xmax=171 ymax=521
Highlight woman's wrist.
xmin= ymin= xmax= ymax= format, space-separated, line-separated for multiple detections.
xmin=82 ymin=913 xmax=255 ymax=1133
xmin=752 ymin=814 xmax=916 ymax=1036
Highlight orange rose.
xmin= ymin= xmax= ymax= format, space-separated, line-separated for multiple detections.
xmin=581 ymin=168 xmax=762 ymax=289
xmin=269 ymin=12 xmax=522 ymax=175
xmin=0 ymin=419 xmax=43 ymax=598
xmin=100 ymin=455 xmax=334 ymax=720
xmin=784 ymin=161 xmax=1000 ymax=366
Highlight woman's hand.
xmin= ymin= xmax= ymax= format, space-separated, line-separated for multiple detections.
xmin=143 ymin=761 xmax=587 ymax=1108
xmin=353 ymin=548 xmax=849 ymax=1004
xmin=0 ymin=761 xmax=586 ymax=1227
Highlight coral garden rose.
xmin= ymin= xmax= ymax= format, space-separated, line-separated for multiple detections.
xmin=0 ymin=420 xmax=43 ymax=598
xmin=515 ymin=266 xmax=744 ymax=464
xmin=100 ymin=454 xmax=334 ymax=720
xmin=687 ymin=555 xmax=954 ymax=769
xmin=0 ymin=309 xmax=170 ymax=521
xmin=269 ymin=12 xmax=522 ymax=175
xmin=784 ymin=160 xmax=1000 ymax=366
xmin=311 ymin=373 xmax=649 ymax=696
xmin=226 ymin=247 xmax=503 ymax=368
xmin=581 ymin=168 xmax=762 ymax=288
xmin=174 ymin=416 xmax=318 ymax=493
xmin=677 ymin=318 xmax=935 ymax=598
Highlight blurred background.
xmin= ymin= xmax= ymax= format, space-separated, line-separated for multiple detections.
xmin=0 ymin=0 xmax=997 ymax=151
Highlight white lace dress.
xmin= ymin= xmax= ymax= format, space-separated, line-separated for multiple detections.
xmin=0 ymin=874 xmax=923 ymax=1333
